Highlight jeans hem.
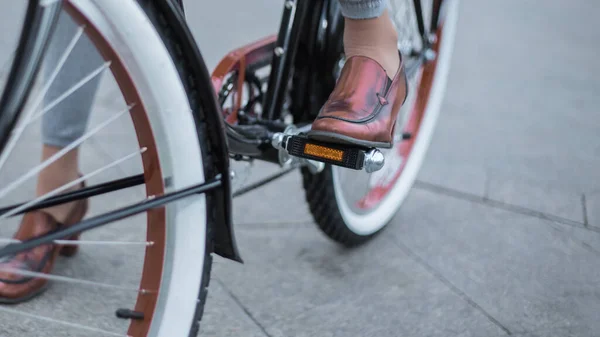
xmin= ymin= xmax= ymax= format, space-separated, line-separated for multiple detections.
xmin=339 ymin=0 xmax=388 ymax=19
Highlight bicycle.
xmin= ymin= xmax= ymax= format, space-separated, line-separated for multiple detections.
xmin=0 ymin=0 xmax=459 ymax=336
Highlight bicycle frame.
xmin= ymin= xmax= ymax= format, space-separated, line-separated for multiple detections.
xmin=221 ymin=0 xmax=440 ymax=162
xmin=154 ymin=0 xmax=441 ymax=262
xmin=0 ymin=0 xmax=442 ymax=263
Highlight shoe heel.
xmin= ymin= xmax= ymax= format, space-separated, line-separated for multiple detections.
xmin=59 ymin=234 xmax=80 ymax=257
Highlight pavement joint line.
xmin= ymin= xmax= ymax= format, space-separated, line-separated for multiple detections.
xmin=389 ymin=237 xmax=513 ymax=336
xmin=581 ymin=194 xmax=589 ymax=227
xmin=413 ymin=180 xmax=600 ymax=234
xmin=490 ymin=324 xmax=588 ymax=337
xmin=578 ymin=241 xmax=600 ymax=256
xmin=483 ymin=174 xmax=491 ymax=200
xmin=214 ymin=278 xmax=274 ymax=337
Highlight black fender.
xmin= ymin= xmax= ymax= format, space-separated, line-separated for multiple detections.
xmin=148 ymin=0 xmax=242 ymax=263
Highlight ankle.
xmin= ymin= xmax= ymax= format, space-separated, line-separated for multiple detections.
xmin=343 ymin=44 xmax=400 ymax=79
xmin=343 ymin=11 xmax=400 ymax=78
xmin=40 ymin=184 xmax=82 ymax=224
xmin=36 ymin=171 xmax=82 ymax=224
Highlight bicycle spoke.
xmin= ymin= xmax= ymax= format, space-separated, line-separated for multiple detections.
xmin=0 ymin=306 xmax=128 ymax=337
xmin=30 ymin=61 xmax=110 ymax=121
xmin=0 ymin=238 xmax=152 ymax=246
xmin=232 ymin=165 xmax=297 ymax=198
xmin=0 ymin=265 xmax=145 ymax=293
xmin=0 ymin=145 xmax=145 ymax=220
xmin=29 ymin=26 xmax=85 ymax=113
xmin=0 ymin=104 xmax=133 ymax=201
xmin=0 ymin=27 xmax=85 ymax=173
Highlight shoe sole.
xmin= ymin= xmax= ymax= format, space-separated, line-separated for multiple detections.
xmin=306 ymin=130 xmax=393 ymax=149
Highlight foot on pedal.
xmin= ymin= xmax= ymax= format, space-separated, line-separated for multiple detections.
xmin=274 ymin=134 xmax=385 ymax=173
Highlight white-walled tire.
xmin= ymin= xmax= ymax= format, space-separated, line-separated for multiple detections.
xmin=303 ymin=0 xmax=460 ymax=244
xmin=65 ymin=1 xmax=213 ymax=336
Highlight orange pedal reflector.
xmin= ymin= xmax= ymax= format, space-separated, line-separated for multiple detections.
xmin=284 ymin=135 xmax=367 ymax=170
xmin=303 ymin=143 xmax=344 ymax=162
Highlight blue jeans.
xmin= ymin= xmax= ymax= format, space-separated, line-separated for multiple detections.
xmin=338 ymin=0 xmax=388 ymax=19
xmin=42 ymin=0 xmax=389 ymax=147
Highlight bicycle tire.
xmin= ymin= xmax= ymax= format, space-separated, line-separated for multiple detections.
xmin=0 ymin=0 xmax=214 ymax=336
xmin=139 ymin=2 xmax=216 ymax=336
xmin=301 ymin=0 xmax=460 ymax=245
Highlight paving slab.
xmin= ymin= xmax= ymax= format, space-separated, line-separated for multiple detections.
xmin=390 ymin=187 xmax=600 ymax=335
xmin=0 ymin=0 xmax=599 ymax=336
xmin=200 ymin=281 xmax=271 ymax=337
xmin=486 ymin=174 xmax=585 ymax=223
xmin=418 ymin=158 xmax=488 ymax=197
xmin=232 ymin=162 xmax=314 ymax=225
xmin=212 ymin=222 xmax=505 ymax=337
xmin=507 ymin=325 xmax=598 ymax=337
xmin=423 ymin=0 xmax=600 ymax=196
xmin=585 ymin=191 xmax=600 ymax=229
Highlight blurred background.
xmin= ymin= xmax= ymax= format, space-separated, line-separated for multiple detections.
xmin=0 ymin=0 xmax=599 ymax=336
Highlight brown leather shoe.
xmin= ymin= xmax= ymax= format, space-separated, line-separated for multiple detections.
xmin=0 ymin=184 xmax=88 ymax=304
xmin=308 ymin=53 xmax=408 ymax=149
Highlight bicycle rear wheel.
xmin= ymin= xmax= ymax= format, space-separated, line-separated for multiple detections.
xmin=0 ymin=0 xmax=214 ymax=336
xmin=302 ymin=0 xmax=460 ymax=244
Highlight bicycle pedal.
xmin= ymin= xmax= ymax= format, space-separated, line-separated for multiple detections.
xmin=277 ymin=134 xmax=385 ymax=173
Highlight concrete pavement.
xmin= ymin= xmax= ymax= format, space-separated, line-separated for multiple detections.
xmin=0 ymin=0 xmax=599 ymax=336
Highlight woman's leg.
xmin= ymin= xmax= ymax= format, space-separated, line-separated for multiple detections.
xmin=308 ymin=0 xmax=407 ymax=148
xmin=39 ymin=11 xmax=102 ymax=222
xmin=338 ymin=0 xmax=399 ymax=77
xmin=0 ymin=11 xmax=102 ymax=304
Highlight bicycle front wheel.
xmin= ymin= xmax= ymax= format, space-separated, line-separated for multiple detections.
xmin=303 ymin=0 xmax=461 ymax=244
xmin=0 ymin=0 xmax=215 ymax=336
